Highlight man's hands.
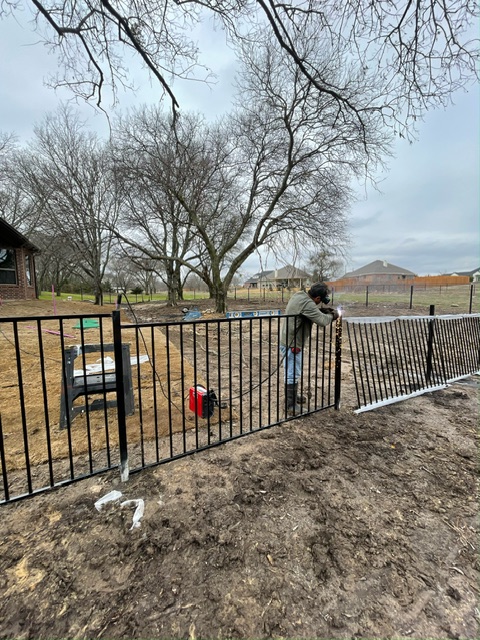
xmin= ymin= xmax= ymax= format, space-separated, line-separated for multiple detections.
xmin=322 ymin=307 xmax=340 ymax=320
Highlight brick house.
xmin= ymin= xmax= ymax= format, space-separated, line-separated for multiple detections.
xmin=331 ymin=259 xmax=416 ymax=290
xmin=0 ymin=218 xmax=40 ymax=301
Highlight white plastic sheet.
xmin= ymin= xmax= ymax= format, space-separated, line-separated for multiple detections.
xmin=94 ymin=490 xmax=123 ymax=511
xmin=121 ymin=499 xmax=145 ymax=530
xmin=74 ymin=354 xmax=149 ymax=377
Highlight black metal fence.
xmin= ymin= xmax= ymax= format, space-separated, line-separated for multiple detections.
xmin=345 ymin=312 xmax=480 ymax=412
xmin=112 ymin=311 xmax=340 ymax=481
xmin=0 ymin=310 xmax=340 ymax=503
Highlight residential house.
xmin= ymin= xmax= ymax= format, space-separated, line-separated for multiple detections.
xmin=448 ymin=268 xmax=480 ymax=283
xmin=333 ymin=259 xmax=416 ymax=289
xmin=266 ymin=265 xmax=310 ymax=290
xmin=0 ymin=218 xmax=40 ymax=301
xmin=243 ymin=270 xmax=274 ymax=289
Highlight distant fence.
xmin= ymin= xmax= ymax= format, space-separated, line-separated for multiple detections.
xmin=228 ymin=284 xmax=477 ymax=313
xmin=0 ymin=310 xmax=339 ymax=503
xmin=330 ymin=275 xmax=471 ymax=289
xmin=329 ymin=283 xmax=476 ymax=313
xmin=345 ymin=312 xmax=480 ymax=412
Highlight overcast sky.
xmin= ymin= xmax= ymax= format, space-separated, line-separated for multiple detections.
xmin=1 ymin=9 xmax=478 ymax=278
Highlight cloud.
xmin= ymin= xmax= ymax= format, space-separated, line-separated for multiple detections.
xmin=350 ymin=210 xmax=383 ymax=230
xmin=347 ymin=84 xmax=479 ymax=275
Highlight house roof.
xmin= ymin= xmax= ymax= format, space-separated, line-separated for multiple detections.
xmin=344 ymin=260 xmax=416 ymax=278
xmin=447 ymin=268 xmax=480 ymax=276
xmin=267 ymin=265 xmax=310 ymax=280
xmin=0 ymin=218 xmax=40 ymax=253
xmin=244 ymin=270 xmax=274 ymax=283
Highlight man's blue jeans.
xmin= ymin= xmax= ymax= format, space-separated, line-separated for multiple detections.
xmin=280 ymin=346 xmax=303 ymax=385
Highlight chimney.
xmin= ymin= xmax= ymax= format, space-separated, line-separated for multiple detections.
xmin=383 ymin=260 xmax=388 ymax=268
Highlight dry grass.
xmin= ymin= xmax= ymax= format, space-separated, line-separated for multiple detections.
xmin=0 ymin=299 xmax=218 ymax=473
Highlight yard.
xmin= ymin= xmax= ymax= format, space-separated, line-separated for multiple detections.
xmin=0 ymin=298 xmax=478 ymax=639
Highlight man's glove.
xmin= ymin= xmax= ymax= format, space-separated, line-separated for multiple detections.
xmin=322 ymin=307 xmax=340 ymax=320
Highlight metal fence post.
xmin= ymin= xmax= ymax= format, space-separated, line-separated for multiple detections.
xmin=112 ymin=296 xmax=129 ymax=482
xmin=426 ymin=304 xmax=435 ymax=384
xmin=334 ymin=315 xmax=343 ymax=410
xmin=366 ymin=286 xmax=369 ymax=307
xmin=409 ymin=285 xmax=414 ymax=310
xmin=469 ymin=284 xmax=474 ymax=314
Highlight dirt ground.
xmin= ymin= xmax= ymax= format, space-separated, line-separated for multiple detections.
xmin=0 ymin=297 xmax=479 ymax=639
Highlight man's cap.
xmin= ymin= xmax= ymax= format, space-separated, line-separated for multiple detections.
xmin=308 ymin=283 xmax=330 ymax=298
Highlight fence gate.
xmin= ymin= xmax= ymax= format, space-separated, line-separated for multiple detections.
xmin=345 ymin=313 xmax=480 ymax=412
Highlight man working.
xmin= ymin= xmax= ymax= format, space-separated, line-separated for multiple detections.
xmin=280 ymin=283 xmax=339 ymax=415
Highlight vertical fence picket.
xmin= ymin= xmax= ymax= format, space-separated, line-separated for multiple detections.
xmin=151 ymin=325 xmax=160 ymax=463
xmin=37 ymin=318 xmax=54 ymax=487
xmin=13 ymin=321 xmax=32 ymax=494
xmin=334 ymin=317 xmax=342 ymax=410
xmin=112 ymin=306 xmax=128 ymax=482
xmin=0 ymin=414 xmax=9 ymax=502
xmin=179 ymin=324 xmax=187 ymax=454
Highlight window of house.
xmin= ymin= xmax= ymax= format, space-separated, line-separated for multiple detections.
xmin=25 ymin=254 xmax=32 ymax=286
xmin=0 ymin=249 xmax=17 ymax=285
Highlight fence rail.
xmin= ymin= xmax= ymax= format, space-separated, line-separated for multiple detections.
xmin=0 ymin=311 xmax=339 ymax=503
xmin=345 ymin=313 xmax=480 ymax=412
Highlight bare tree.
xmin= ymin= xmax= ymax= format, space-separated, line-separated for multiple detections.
xmin=112 ymin=108 xmax=234 ymax=305
xmin=1 ymin=1 xmax=477 ymax=135
xmin=0 ymin=133 xmax=26 ymax=229
xmin=306 ymin=250 xmax=344 ymax=284
xmin=129 ymin=259 xmax=159 ymax=297
xmin=31 ymin=229 xmax=79 ymax=294
xmin=112 ymin=107 xmax=255 ymax=310
xmin=107 ymin=253 xmax=136 ymax=294
xmin=0 ymin=151 xmax=48 ymax=234
xmin=17 ymin=106 xmax=120 ymax=304
xmin=0 ymin=131 xmax=16 ymax=156
xmin=111 ymin=35 xmax=385 ymax=312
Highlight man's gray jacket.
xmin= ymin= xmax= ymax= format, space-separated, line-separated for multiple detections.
xmin=280 ymin=290 xmax=334 ymax=348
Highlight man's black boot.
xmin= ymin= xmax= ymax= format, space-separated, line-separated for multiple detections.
xmin=285 ymin=384 xmax=302 ymax=416
xmin=295 ymin=383 xmax=307 ymax=404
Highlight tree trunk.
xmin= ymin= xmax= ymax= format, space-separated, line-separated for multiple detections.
xmin=167 ymin=288 xmax=178 ymax=306
xmin=93 ymin=282 xmax=103 ymax=305
xmin=165 ymin=263 xmax=183 ymax=306
xmin=207 ymin=264 xmax=230 ymax=314
xmin=174 ymin=264 xmax=184 ymax=302
xmin=210 ymin=285 xmax=228 ymax=314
